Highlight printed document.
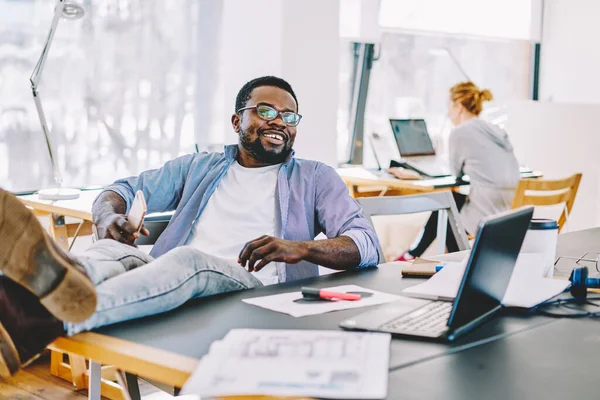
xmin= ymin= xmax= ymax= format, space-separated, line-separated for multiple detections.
xmin=181 ymin=329 xmax=391 ymax=399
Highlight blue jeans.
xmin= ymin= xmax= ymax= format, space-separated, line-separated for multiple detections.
xmin=66 ymin=240 xmax=263 ymax=335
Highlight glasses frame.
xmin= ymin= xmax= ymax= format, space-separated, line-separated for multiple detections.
xmin=554 ymin=253 xmax=600 ymax=274
xmin=237 ymin=103 xmax=302 ymax=127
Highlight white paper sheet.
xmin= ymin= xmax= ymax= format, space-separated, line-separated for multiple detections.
xmin=181 ymin=329 xmax=391 ymax=399
xmin=425 ymin=250 xmax=471 ymax=263
xmin=242 ymin=285 xmax=402 ymax=317
xmin=402 ymin=260 xmax=467 ymax=300
xmin=402 ymin=253 xmax=570 ymax=308
xmin=501 ymin=259 xmax=571 ymax=308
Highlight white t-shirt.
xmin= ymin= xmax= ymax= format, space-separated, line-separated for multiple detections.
xmin=187 ymin=161 xmax=281 ymax=285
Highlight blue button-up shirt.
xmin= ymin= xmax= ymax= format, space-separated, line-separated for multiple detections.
xmin=101 ymin=145 xmax=381 ymax=282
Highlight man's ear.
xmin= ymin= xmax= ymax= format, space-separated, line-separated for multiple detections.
xmin=231 ymin=114 xmax=241 ymax=133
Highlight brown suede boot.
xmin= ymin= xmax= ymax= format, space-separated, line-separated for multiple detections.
xmin=0 ymin=189 xmax=97 ymax=323
xmin=0 ymin=276 xmax=65 ymax=377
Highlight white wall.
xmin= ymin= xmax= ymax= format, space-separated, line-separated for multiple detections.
xmin=506 ymin=100 xmax=600 ymax=231
xmin=521 ymin=0 xmax=600 ymax=231
xmin=221 ymin=0 xmax=340 ymax=166
xmin=540 ymin=0 xmax=600 ymax=102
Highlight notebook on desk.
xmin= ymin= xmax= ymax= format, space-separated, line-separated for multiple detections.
xmin=340 ymin=207 xmax=534 ymax=342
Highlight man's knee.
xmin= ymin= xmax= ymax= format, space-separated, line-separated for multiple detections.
xmin=89 ymin=238 xmax=130 ymax=251
xmin=164 ymin=246 xmax=227 ymax=269
xmin=167 ymin=245 xmax=207 ymax=259
xmin=165 ymin=247 xmax=256 ymax=282
xmin=85 ymin=239 xmax=154 ymax=264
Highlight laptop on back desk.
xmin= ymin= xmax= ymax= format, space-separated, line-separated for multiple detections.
xmin=389 ymin=119 xmax=452 ymax=178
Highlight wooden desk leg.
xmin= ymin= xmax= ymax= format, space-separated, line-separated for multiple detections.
xmin=50 ymin=350 xmax=61 ymax=376
xmin=69 ymin=353 xmax=88 ymax=390
xmin=49 ymin=214 xmax=69 ymax=251
xmin=68 ymin=220 xmax=86 ymax=251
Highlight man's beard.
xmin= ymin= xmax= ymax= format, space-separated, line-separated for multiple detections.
xmin=240 ymin=133 xmax=292 ymax=164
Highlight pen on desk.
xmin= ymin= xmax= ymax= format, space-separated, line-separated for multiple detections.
xmin=301 ymin=287 xmax=361 ymax=301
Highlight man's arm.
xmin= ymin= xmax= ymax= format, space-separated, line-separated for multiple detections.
xmin=105 ymin=153 xmax=196 ymax=214
xmin=92 ymin=153 xmax=197 ymax=244
xmin=312 ymin=164 xmax=381 ymax=267
xmin=239 ymin=163 xmax=381 ymax=272
xmin=238 ymin=235 xmax=360 ymax=272
xmin=92 ymin=190 xmax=148 ymax=245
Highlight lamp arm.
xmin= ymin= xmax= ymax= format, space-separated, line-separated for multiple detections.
xmin=444 ymin=47 xmax=471 ymax=82
xmin=30 ymin=0 xmax=66 ymax=186
xmin=30 ymin=0 xmax=64 ymax=88
xmin=32 ymin=91 xmax=62 ymax=185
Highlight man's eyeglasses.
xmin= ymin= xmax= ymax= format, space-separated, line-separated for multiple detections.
xmin=237 ymin=103 xmax=302 ymax=127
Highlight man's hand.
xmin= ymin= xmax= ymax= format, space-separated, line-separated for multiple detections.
xmin=238 ymin=235 xmax=308 ymax=272
xmin=94 ymin=213 xmax=149 ymax=246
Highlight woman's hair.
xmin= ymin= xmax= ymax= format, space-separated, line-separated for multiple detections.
xmin=449 ymin=81 xmax=493 ymax=116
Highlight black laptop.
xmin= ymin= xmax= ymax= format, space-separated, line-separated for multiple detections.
xmin=389 ymin=118 xmax=452 ymax=178
xmin=340 ymin=206 xmax=534 ymax=342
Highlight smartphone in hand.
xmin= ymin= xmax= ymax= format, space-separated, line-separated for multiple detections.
xmin=127 ymin=190 xmax=147 ymax=233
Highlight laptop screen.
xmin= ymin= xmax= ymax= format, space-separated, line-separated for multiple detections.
xmin=389 ymin=119 xmax=436 ymax=157
xmin=447 ymin=207 xmax=533 ymax=329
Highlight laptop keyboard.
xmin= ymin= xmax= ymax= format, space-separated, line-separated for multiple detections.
xmin=410 ymin=160 xmax=451 ymax=176
xmin=379 ymin=301 xmax=452 ymax=337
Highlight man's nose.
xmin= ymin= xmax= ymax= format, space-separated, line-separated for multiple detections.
xmin=268 ymin=114 xmax=287 ymax=128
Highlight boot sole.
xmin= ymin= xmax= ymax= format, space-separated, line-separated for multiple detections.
xmin=0 ymin=320 xmax=20 ymax=377
xmin=0 ymin=190 xmax=97 ymax=323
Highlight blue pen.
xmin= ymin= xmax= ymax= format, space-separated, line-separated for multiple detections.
xmin=435 ymin=265 xmax=444 ymax=272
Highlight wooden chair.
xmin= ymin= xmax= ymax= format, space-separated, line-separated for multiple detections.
xmin=357 ymin=191 xmax=470 ymax=261
xmin=511 ymin=173 xmax=582 ymax=233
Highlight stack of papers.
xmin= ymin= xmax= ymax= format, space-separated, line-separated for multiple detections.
xmin=403 ymin=253 xmax=570 ymax=308
xmin=242 ymin=284 xmax=402 ymax=317
xmin=181 ymin=329 xmax=391 ymax=399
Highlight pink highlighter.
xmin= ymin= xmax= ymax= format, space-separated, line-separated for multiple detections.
xmin=301 ymin=287 xmax=361 ymax=301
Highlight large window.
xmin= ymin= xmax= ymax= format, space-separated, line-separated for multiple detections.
xmin=338 ymin=32 xmax=532 ymax=167
xmin=0 ymin=0 xmax=223 ymax=192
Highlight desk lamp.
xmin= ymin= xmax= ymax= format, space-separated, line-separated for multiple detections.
xmin=428 ymin=47 xmax=471 ymax=81
xmin=30 ymin=0 xmax=84 ymax=200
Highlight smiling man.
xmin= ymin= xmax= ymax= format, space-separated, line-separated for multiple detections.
xmin=0 ymin=76 xmax=381 ymax=376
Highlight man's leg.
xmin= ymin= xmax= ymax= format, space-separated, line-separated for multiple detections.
xmin=66 ymin=246 xmax=263 ymax=335
xmin=0 ymin=189 xmax=97 ymax=376
xmin=76 ymin=239 xmax=155 ymax=285
xmin=0 ymin=190 xmax=96 ymax=322
xmin=0 ymin=189 xmax=262 ymax=376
